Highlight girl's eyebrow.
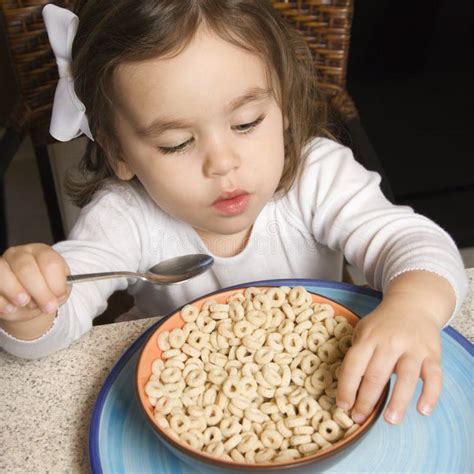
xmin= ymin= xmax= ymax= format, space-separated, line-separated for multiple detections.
xmin=137 ymin=87 xmax=272 ymax=138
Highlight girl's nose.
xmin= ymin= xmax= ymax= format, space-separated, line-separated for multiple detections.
xmin=202 ymin=141 xmax=240 ymax=178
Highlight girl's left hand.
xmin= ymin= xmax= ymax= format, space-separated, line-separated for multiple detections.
xmin=335 ymin=303 xmax=443 ymax=425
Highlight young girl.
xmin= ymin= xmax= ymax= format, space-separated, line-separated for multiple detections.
xmin=0 ymin=0 xmax=467 ymax=428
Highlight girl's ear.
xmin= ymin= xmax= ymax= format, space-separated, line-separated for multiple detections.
xmin=112 ymin=159 xmax=135 ymax=181
xmin=97 ymin=135 xmax=135 ymax=180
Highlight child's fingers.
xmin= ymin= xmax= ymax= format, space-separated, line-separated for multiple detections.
xmin=0 ymin=295 xmax=18 ymax=317
xmin=336 ymin=343 xmax=374 ymax=410
xmin=416 ymin=357 xmax=443 ymax=417
xmin=34 ymin=246 xmax=69 ymax=299
xmin=8 ymin=256 xmax=60 ymax=314
xmin=383 ymin=355 xmax=421 ymax=424
xmin=0 ymin=258 xmax=31 ymax=308
xmin=350 ymin=348 xmax=396 ymax=424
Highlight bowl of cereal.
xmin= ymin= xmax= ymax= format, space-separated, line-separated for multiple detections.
xmin=136 ymin=285 xmax=389 ymax=473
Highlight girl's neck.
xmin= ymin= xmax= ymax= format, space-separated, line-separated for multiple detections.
xmin=194 ymin=226 xmax=253 ymax=258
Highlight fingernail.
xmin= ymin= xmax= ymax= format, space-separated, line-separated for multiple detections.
xmin=3 ymin=304 xmax=17 ymax=314
xmin=385 ymin=409 xmax=401 ymax=424
xmin=337 ymin=401 xmax=350 ymax=410
xmin=352 ymin=412 xmax=367 ymax=424
xmin=42 ymin=301 xmax=58 ymax=314
xmin=15 ymin=292 xmax=30 ymax=306
xmin=420 ymin=404 xmax=432 ymax=416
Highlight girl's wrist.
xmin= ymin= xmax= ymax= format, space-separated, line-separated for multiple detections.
xmin=382 ymin=270 xmax=456 ymax=329
xmin=0 ymin=311 xmax=57 ymax=341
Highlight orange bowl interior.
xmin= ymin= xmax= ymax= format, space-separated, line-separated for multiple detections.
xmin=136 ymin=286 xmax=387 ymax=468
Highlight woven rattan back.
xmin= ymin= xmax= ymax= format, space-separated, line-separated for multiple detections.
xmin=1 ymin=0 xmax=354 ymax=145
xmin=271 ymin=0 xmax=353 ymax=97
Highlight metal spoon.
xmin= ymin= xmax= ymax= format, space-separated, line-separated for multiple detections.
xmin=66 ymin=254 xmax=214 ymax=285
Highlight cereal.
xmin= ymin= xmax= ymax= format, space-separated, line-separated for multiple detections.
xmin=147 ymin=286 xmax=359 ymax=464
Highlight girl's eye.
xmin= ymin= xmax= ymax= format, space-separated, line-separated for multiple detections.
xmin=158 ymin=138 xmax=194 ymax=155
xmin=233 ymin=115 xmax=265 ymax=134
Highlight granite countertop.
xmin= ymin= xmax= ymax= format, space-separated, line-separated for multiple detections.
xmin=1 ymin=270 xmax=472 ymax=473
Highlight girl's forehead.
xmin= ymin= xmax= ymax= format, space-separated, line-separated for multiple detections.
xmin=112 ymin=29 xmax=274 ymax=121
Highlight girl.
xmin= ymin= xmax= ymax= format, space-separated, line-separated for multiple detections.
xmin=0 ymin=0 xmax=467 ymax=428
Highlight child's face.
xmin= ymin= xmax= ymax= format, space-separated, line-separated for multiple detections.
xmin=111 ymin=28 xmax=286 ymax=240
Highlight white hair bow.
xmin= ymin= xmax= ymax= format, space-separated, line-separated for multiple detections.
xmin=42 ymin=4 xmax=93 ymax=141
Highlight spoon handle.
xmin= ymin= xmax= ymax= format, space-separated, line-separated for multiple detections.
xmin=66 ymin=271 xmax=144 ymax=284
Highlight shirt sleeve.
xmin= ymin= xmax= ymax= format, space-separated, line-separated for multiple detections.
xmin=0 ymin=183 xmax=147 ymax=359
xmin=282 ymin=138 xmax=468 ymax=322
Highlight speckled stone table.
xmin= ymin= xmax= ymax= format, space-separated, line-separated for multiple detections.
xmin=1 ymin=270 xmax=472 ymax=473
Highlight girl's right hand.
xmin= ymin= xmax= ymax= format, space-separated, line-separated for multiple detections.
xmin=0 ymin=244 xmax=70 ymax=327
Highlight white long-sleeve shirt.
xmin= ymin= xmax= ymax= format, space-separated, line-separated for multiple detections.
xmin=0 ymin=138 xmax=467 ymax=358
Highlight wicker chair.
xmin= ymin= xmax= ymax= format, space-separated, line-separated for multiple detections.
xmin=0 ymin=0 xmax=76 ymax=252
xmin=0 ymin=0 xmax=393 ymax=254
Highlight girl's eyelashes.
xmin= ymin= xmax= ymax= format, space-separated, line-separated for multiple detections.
xmin=159 ymin=138 xmax=194 ymax=155
xmin=232 ymin=115 xmax=265 ymax=134
xmin=157 ymin=115 xmax=266 ymax=155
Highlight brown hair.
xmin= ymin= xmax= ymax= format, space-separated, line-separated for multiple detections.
xmin=68 ymin=0 xmax=330 ymax=207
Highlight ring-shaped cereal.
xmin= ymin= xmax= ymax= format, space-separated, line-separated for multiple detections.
xmin=266 ymin=332 xmax=283 ymax=352
xmin=307 ymin=331 xmax=327 ymax=352
xmin=224 ymin=433 xmax=243 ymax=452
xmin=281 ymin=303 xmax=296 ymax=321
xmin=298 ymin=396 xmax=320 ymax=418
xmin=266 ymin=288 xmax=286 ymax=308
xmin=229 ymin=301 xmax=244 ymax=321
xmin=169 ymin=413 xmax=190 ymax=433
xmin=338 ymin=334 xmax=353 ymax=354
xmin=181 ymin=431 xmax=203 ymax=450
xmin=317 ymin=341 xmax=342 ymax=364
xmin=283 ymin=333 xmax=303 ymax=354
xmin=278 ymin=319 xmax=295 ymax=335
xmin=160 ymin=367 xmax=182 ymax=384
xmin=261 ymin=429 xmax=284 ymax=449
xmin=227 ymin=292 xmax=245 ymax=303
xmin=312 ymin=303 xmax=335 ymax=321
xmin=301 ymin=353 xmax=321 ymax=375
xmin=318 ymin=419 xmax=341 ymax=441
xmin=234 ymin=320 xmax=255 ymax=338
xmin=181 ymin=304 xmax=199 ymax=323
xmin=151 ymin=358 xmax=165 ymax=375
xmin=187 ymin=331 xmax=209 ymax=350
xmin=222 ymin=376 xmax=241 ymax=399
xmin=290 ymin=434 xmax=312 ymax=446
xmin=254 ymin=347 xmax=274 ymax=364
xmin=273 ymin=352 xmax=293 ymax=366
xmin=253 ymin=294 xmax=271 ymax=311
xmin=288 ymin=286 xmax=307 ymax=306
xmin=333 ymin=407 xmax=354 ymax=429
xmin=185 ymin=368 xmax=206 ymax=388
xmin=310 ymin=367 xmax=333 ymax=390
xmin=217 ymin=320 xmax=234 ymax=338
xmin=247 ymin=310 xmax=267 ymax=328
xmin=295 ymin=307 xmax=314 ymax=323
xmin=237 ymin=432 xmax=258 ymax=453
xmin=204 ymin=405 xmax=224 ymax=426
xmin=236 ymin=346 xmax=254 ymax=364
xmin=267 ymin=308 xmax=284 ymax=328
xmin=294 ymin=320 xmax=312 ymax=334
xmin=244 ymin=287 xmax=262 ymax=299
xmin=157 ymin=331 xmax=170 ymax=351
xmin=220 ymin=417 xmax=242 ymax=437
xmin=205 ymin=440 xmax=225 ymax=457
xmin=242 ymin=335 xmax=261 ymax=352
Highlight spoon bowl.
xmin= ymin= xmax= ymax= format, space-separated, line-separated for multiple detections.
xmin=66 ymin=254 xmax=214 ymax=285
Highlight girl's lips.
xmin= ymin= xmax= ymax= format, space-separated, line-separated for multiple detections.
xmin=212 ymin=192 xmax=250 ymax=216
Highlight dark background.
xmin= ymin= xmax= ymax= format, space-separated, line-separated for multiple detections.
xmin=346 ymin=0 xmax=473 ymax=247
